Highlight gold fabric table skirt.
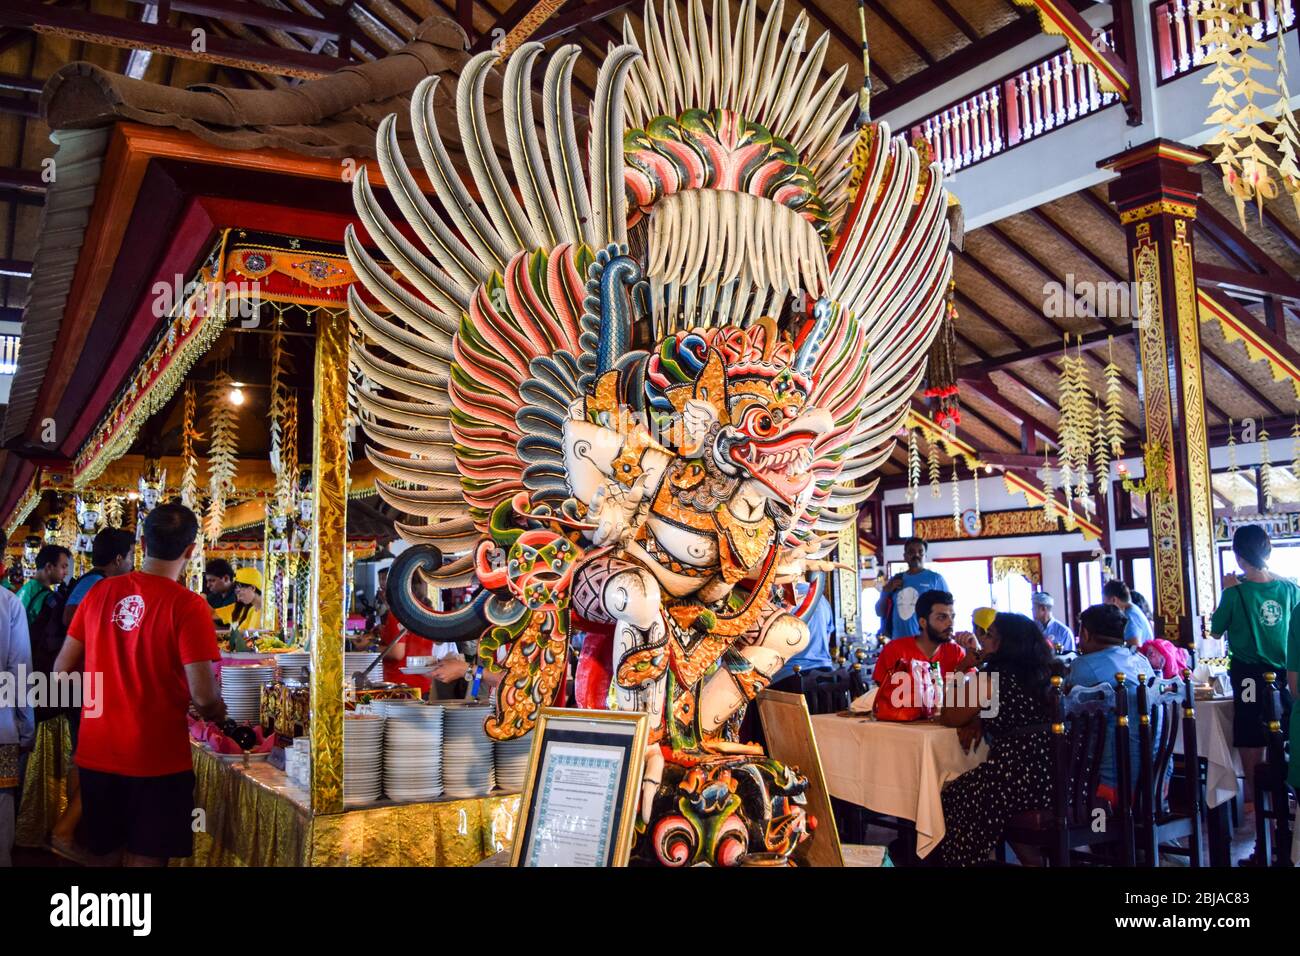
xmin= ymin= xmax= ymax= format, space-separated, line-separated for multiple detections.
xmin=15 ymin=716 xmax=73 ymax=848
xmin=180 ymin=743 xmax=521 ymax=867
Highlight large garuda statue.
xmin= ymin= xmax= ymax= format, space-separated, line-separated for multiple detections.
xmin=347 ymin=0 xmax=952 ymax=865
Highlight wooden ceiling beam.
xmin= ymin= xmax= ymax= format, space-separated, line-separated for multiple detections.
xmin=963 ymin=373 xmax=1061 ymax=446
xmin=929 ymin=0 xmax=979 ymax=42
xmin=1261 ymin=206 xmax=1300 ymax=259
xmin=1197 ymin=199 xmax=1292 ymax=279
xmin=801 ymin=0 xmax=897 ymax=88
xmin=1197 ymin=263 xmax=1300 ymax=304
xmin=1201 ymin=348 xmax=1286 ymax=417
xmin=871 ymin=10 xmax=1039 ymax=116
xmin=957 ymin=324 xmax=1128 ymax=377
xmin=1029 ymin=207 xmax=1126 ymax=283
xmin=0 ymin=0 xmax=356 ymax=78
xmin=122 ymin=0 xmax=349 ymax=41
xmin=863 ymin=0 xmax=935 ymax=67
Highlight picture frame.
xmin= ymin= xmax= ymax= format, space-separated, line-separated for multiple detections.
xmin=510 ymin=707 xmax=650 ymax=867
xmin=756 ymin=690 xmax=844 ymax=867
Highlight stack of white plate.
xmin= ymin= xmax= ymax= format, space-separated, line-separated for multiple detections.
xmin=442 ymin=702 xmax=495 ymax=798
xmin=344 ymin=651 xmax=383 ymax=684
xmin=275 ymin=651 xmax=310 ymax=680
xmin=493 ymin=733 xmax=533 ymax=793
xmin=220 ymin=664 xmax=275 ymax=722
xmin=379 ymin=700 xmax=444 ymax=802
xmin=343 ymin=714 xmax=385 ymax=806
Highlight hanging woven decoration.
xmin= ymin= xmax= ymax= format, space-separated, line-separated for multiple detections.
xmin=1291 ymin=414 xmax=1300 ymax=484
xmin=204 ymin=372 xmax=240 ymax=546
xmin=971 ymin=456 xmax=981 ymax=525
xmin=924 ymin=281 xmax=961 ymax=429
xmin=1260 ymin=427 xmax=1274 ymax=510
xmin=1093 ymin=395 xmax=1110 ymax=499
xmin=1055 ymin=335 xmax=1097 ymax=513
xmin=268 ymin=325 xmax=293 ymax=476
xmin=907 ymin=427 xmax=921 ymax=503
xmin=179 ymin=382 xmax=202 ymax=510
xmin=951 ymin=460 xmax=962 ymax=534
xmin=1199 ymin=0 xmax=1279 ymax=228
xmin=1274 ymin=25 xmax=1300 ymax=217
xmin=276 ymin=389 xmax=300 ymax=518
xmin=1103 ymin=337 xmax=1124 ymax=457
xmin=928 ymin=431 xmax=942 ymax=498
xmin=1228 ymin=417 xmax=1239 ymax=476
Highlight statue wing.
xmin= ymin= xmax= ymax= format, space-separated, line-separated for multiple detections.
xmin=347 ymin=43 xmax=641 ymax=566
xmin=792 ymin=125 xmax=953 ymax=554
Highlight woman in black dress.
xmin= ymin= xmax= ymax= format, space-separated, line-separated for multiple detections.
xmin=935 ymin=612 xmax=1055 ymax=866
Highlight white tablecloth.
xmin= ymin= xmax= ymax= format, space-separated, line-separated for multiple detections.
xmin=810 ymin=713 xmax=986 ymax=858
xmin=1173 ymin=697 xmax=1241 ymax=809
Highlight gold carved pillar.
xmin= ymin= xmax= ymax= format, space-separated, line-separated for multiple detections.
xmin=309 ymin=309 xmax=348 ymax=814
xmin=1101 ymin=140 xmax=1216 ymax=647
xmin=832 ymin=503 xmax=861 ymax=656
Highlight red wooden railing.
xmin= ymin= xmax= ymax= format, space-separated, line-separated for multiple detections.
xmin=1153 ymin=0 xmax=1295 ymax=82
xmin=909 ymin=31 xmax=1120 ymax=176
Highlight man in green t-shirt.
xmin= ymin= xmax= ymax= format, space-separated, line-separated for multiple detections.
xmin=1210 ymin=525 xmax=1298 ymax=836
xmin=15 ymin=545 xmax=71 ymax=629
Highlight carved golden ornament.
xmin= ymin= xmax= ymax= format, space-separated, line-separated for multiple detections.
xmin=1118 ymin=199 xmax=1199 ymax=224
xmin=308 ymin=310 xmax=349 ymax=815
xmin=993 ymin=555 xmax=1042 ymax=585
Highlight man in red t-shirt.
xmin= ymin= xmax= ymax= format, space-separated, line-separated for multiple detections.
xmin=873 ymin=588 xmax=978 ymax=689
xmin=54 ymin=503 xmax=224 ymax=866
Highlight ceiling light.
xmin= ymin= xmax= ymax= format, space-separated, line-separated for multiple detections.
xmin=229 ymin=382 xmax=245 ymax=406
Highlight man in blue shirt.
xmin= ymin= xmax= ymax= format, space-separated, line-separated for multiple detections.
xmin=772 ymin=576 xmax=835 ymax=683
xmin=875 ymin=537 xmax=948 ymax=638
xmin=1031 ymin=591 xmax=1075 ymax=652
xmin=1067 ymin=603 xmax=1154 ymax=796
xmin=62 ymin=528 xmax=135 ymax=628
xmin=1103 ymin=579 xmax=1153 ymax=646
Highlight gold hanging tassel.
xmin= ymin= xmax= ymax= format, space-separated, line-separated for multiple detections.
xmin=971 ymin=456 xmax=981 ymax=524
xmin=1274 ymin=21 xmax=1300 ymax=217
xmin=951 ymin=460 xmax=962 ymax=534
xmin=907 ymin=427 xmax=921 ymax=503
xmin=1093 ymin=396 xmax=1110 ymax=499
xmin=1041 ymin=445 xmax=1056 ymax=525
xmin=205 ymin=372 xmax=240 ymax=546
xmin=1104 ymin=336 xmax=1124 ymax=457
xmin=1260 ymin=427 xmax=1274 ymax=510
xmin=928 ymin=431 xmax=942 ymax=498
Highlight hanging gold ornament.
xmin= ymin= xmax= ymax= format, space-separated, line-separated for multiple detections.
xmin=1041 ymin=445 xmax=1056 ymax=525
xmin=928 ymin=431 xmax=941 ymax=498
xmin=180 ymin=381 xmax=202 ymax=510
xmin=1273 ymin=23 xmax=1300 ymax=217
xmin=1260 ymin=427 xmax=1274 ymax=509
xmin=1093 ymin=396 xmax=1110 ymax=498
xmin=907 ymin=427 xmax=921 ymax=503
xmin=1199 ymin=0 xmax=1279 ymax=227
xmin=1291 ymin=414 xmax=1300 ymax=483
xmin=951 ymin=460 xmax=962 ymax=534
xmin=924 ymin=281 xmax=962 ymax=429
xmin=276 ymin=388 xmax=300 ymax=517
xmin=268 ymin=324 xmax=294 ymax=477
xmin=204 ymin=372 xmax=240 ymax=546
xmin=1104 ymin=336 xmax=1124 ymax=457
xmin=971 ymin=456 xmax=981 ymax=525
xmin=1228 ymin=417 xmax=1238 ymax=475
xmin=104 ymin=496 xmax=124 ymax=528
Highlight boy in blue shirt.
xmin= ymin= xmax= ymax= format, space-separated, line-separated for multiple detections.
xmin=1067 ymin=603 xmax=1154 ymax=799
xmin=1103 ymin=579 xmax=1153 ymax=646
xmin=875 ymin=537 xmax=948 ymax=638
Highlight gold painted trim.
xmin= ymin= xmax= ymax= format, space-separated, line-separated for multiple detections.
xmin=1119 ymin=200 xmax=1199 ymax=224
xmin=308 ymin=309 xmax=349 ymax=815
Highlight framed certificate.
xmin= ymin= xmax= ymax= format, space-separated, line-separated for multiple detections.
xmin=511 ymin=707 xmax=650 ymax=867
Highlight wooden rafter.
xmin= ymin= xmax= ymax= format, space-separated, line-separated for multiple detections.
xmin=0 ymin=0 xmax=355 ymax=78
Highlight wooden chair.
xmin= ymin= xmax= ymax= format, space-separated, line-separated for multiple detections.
xmin=1252 ymin=671 xmax=1294 ymax=866
xmin=1003 ymin=677 xmax=1133 ymax=866
xmin=810 ymin=666 xmax=854 ymax=715
xmin=1134 ymin=674 xmax=1204 ymax=867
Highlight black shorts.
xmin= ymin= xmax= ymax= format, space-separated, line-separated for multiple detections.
xmin=77 ymin=767 xmax=197 ymax=860
xmin=1229 ymin=661 xmax=1294 ymax=748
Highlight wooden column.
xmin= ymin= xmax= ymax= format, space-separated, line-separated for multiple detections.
xmin=1101 ymin=140 xmax=1215 ymax=647
xmin=308 ymin=309 xmax=348 ymax=814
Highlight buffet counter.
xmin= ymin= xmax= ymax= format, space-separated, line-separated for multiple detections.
xmin=179 ymin=743 xmax=521 ymax=867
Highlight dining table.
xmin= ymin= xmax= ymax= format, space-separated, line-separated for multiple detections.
xmin=810 ymin=711 xmax=985 ymax=859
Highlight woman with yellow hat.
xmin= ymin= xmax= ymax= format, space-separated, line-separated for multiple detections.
xmin=231 ymin=566 xmax=267 ymax=631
